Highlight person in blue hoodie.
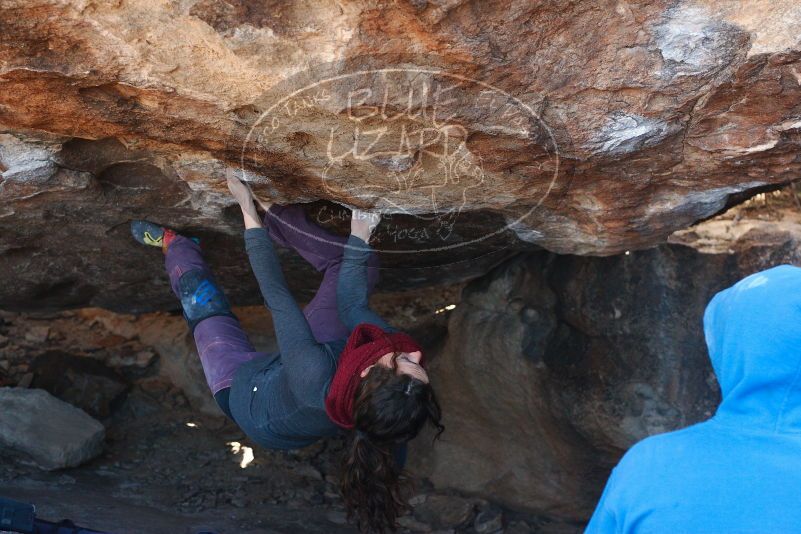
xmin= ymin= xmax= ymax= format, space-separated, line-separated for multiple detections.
xmin=586 ymin=264 xmax=801 ymax=534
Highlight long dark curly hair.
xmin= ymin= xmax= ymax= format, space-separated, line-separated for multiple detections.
xmin=340 ymin=353 xmax=444 ymax=533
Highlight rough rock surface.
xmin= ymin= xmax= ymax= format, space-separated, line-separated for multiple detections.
xmin=0 ymin=387 xmax=105 ymax=470
xmin=0 ymin=132 xmax=515 ymax=311
xmin=409 ymin=194 xmax=801 ymax=520
xmin=2 ymin=0 xmax=801 ymax=311
xmin=0 ymin=293 xmax=574 ymax=534
xmin=30 ymin=351 xmax=129 ymax=419
xmin=0 ymin=285 xmax=459 ymax=415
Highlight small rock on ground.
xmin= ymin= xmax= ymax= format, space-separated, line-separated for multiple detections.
xmin=413 ymin=494 xmax=476 ymax=530
xmin=475 ymin=504 xmax=504 ymax=533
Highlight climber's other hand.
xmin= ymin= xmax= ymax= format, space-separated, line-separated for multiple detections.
xmin=351 ymin=209 xmax=381 ymax=242
xmin=227 ymin=175 xmax=255 ymax=208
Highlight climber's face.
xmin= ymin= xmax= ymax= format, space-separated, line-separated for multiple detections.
xmin=360 ymin=350 xmax=429 ymax=383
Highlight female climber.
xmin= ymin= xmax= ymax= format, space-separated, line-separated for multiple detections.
xmin=130 ymin=176 xmax=443 ymax=533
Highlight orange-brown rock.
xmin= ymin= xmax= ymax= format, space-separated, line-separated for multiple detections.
xmin=1 ymin=0 xmax=801 ymax=310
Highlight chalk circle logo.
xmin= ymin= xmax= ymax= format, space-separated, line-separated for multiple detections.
xmin=238 ymin=58 xmax=559 ymax=258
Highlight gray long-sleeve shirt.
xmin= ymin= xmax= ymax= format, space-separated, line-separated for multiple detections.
xmin=228 ymin=228 xmax=393 ymax=450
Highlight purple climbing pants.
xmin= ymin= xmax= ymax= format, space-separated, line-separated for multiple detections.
xmin=164 ymin=205 xmax=379 ymax=395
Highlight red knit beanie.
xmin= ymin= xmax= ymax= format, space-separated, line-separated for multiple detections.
xmin=325 ymin=323 xmax=423 ymax=429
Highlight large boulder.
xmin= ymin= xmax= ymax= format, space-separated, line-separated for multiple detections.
xmin=409 ymin=199 xmax=801 ymax=520
xmin=2 ymin=0 xmax=801 ymax=312
xmin=0 ymin=387 xmax=105 ymax=470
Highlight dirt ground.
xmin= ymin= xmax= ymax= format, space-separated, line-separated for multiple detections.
xmin=1 ymin=390 xmax=358 ymax=534
xmin=0 ymin=285 xmax=580 ymax=534
xmin=0 ymin=374 xmax=579 ymax=534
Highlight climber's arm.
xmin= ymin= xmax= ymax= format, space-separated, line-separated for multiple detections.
xmin=229 ymin=177 xmax=332 ymax=394
xmin=244 ymin=227 xmax=336 ymax=399
xmin=337 ymin=210 xmax=396 ymax=333
xmin=227 ymin=175 xmax=263 ymax=230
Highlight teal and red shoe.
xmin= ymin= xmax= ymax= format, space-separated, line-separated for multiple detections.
xmin=130 ymin=220 xmax=198 ymax=251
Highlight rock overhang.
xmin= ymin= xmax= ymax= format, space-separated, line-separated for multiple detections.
xmin=1 ymin=0 xmax=801 ymax=311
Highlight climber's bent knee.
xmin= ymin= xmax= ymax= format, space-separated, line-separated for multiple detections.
xmin=177 ymin=269 xmax=234 ymax=331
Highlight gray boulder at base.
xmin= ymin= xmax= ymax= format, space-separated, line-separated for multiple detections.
xmin=0 ymin=387 xmax=105 ymax=470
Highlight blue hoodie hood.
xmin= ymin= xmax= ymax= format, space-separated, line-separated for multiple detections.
xmin=704 ymin=265 xmax=801 ymax=433
xmin=586 ymin=265 xmax=801 ymax=534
